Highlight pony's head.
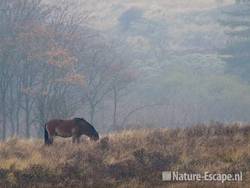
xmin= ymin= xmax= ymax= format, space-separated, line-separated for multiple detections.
xmin=75 ymin=118 xmax=99 ymax=141
xmin=89 ymin=128 xmax=99 ymax=141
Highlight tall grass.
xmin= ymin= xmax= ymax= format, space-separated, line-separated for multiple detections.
xmin=0 ymin=122 xmax=250 ymax=187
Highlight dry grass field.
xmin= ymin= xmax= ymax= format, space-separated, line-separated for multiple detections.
xmin=0 ymin=122 xmax=250 ymax=188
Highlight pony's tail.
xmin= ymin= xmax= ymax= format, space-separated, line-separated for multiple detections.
xmin=44 ymin=125 xmax=50 ymax=145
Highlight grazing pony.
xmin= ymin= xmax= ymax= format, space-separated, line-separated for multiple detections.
xmin=44 ymin=118 xmax=99 ymax=145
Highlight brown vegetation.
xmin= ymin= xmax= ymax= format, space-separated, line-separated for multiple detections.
xmin=0 ymin=122 xmax=250 ymax=187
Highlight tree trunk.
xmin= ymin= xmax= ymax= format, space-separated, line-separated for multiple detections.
xmin=15 ymin=79 xmax=21 ymax=137
xmin=2 ymin=115 xmax=6 ymax=141
xmin=16 ymin=112 xmax=20 ymax=136
xmin=1 ymin=96 xmax=6 ymax=140
xmin=25 ymin=96 xmax=31 ymax=138
xmin=25 ymin=110 xmax=30 ymax=138
xmin=10 ymin=117 xmax=15 ymax=137
xmin=112 ymin=87 xmax=118 ymax=129
xmin=89 ymin=103 xmax=96 ymax=124
xmin=9 ymin=82 xmax=15 ymax=137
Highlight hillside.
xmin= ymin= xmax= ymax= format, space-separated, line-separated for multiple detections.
xmin=0 ymin=123 xmax=249 ymax=187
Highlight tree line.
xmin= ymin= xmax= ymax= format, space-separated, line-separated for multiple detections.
xmin=0 ymin=0 xmax=135 ymax=140
xmin=0 ymin=0 xmax=249 ymax=140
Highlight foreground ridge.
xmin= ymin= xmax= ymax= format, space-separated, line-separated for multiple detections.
xmin=0 ymin=123 xmax=249 ymax=188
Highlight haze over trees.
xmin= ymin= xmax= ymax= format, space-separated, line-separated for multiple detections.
xmin=0 ymin=0 xmax=250 ymax=140
xmin=219 ymin=0 xmax=250 ymax=82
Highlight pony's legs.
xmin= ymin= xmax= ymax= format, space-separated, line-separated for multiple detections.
xmin=76 ymin=137 xmax=80 ymax=144
xmin=72 ymin=136 xmax=76 ymax=143
xmin=72 ymin=135 xmax=80 ymax=144
xmin=49 ymin=136 xmax=54 ymax=144
xmin=47 ymin=130 xmax=53 ymax=145
xmin=45 ymin=125 xmax=54 ymax=145
xmin=72 ymin=127 xmax=80 ymax=144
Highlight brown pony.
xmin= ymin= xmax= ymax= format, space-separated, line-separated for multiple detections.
xmin=44 ymin=118 xmax=99 ymax=145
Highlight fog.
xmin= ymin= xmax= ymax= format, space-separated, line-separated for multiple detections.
xmin=0 ymin=0 xmax=249 ymax=139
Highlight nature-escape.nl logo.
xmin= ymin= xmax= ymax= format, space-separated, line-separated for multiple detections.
xmin=162 ymin=171 xmax=243 ymax=183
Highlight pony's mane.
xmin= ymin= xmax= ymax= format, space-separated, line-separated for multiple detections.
xmin=74 ymin=118 xmax=94 ymax=128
